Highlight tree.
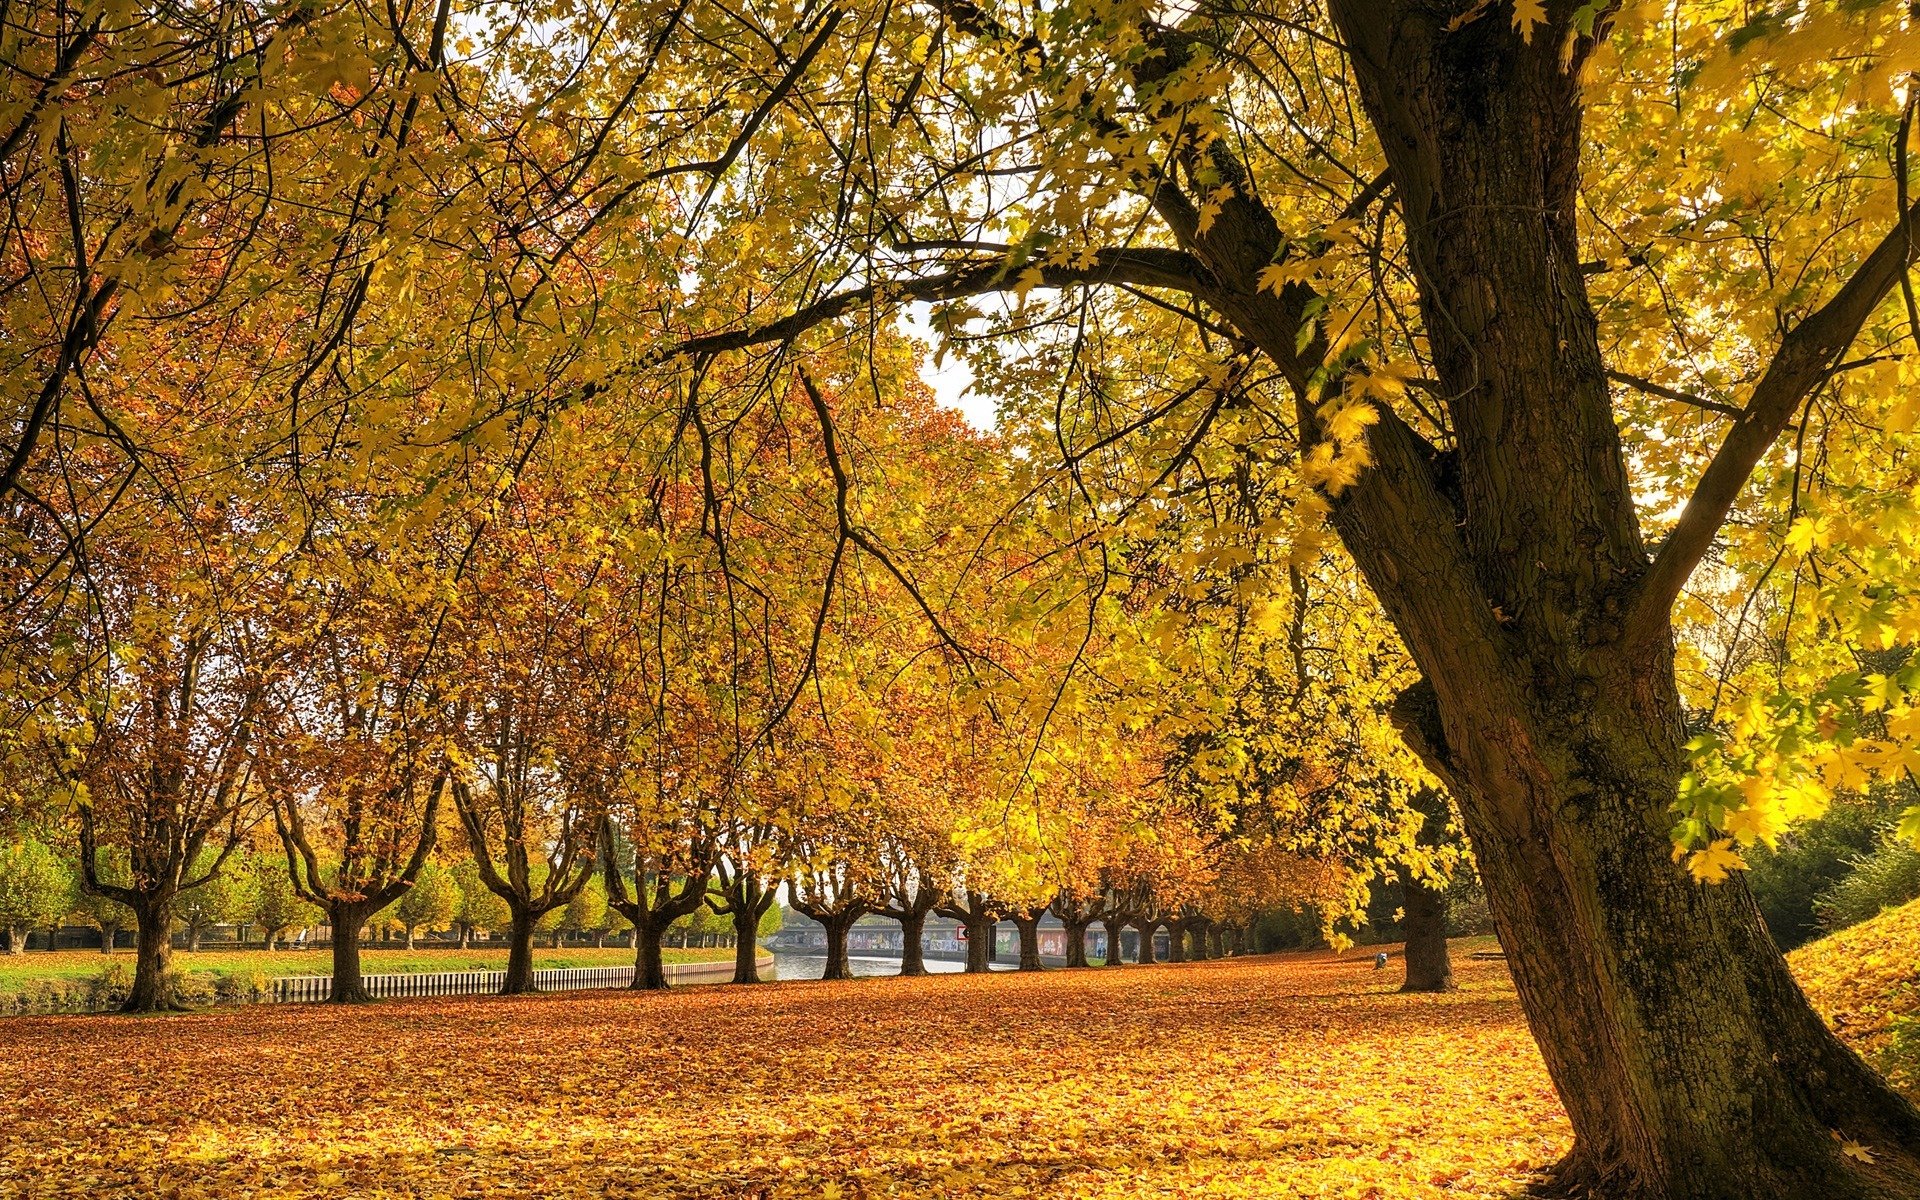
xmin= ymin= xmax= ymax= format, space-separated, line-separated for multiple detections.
xmin=394 ymin=863 xmax=458 ymax=950
xmin=559 ymin=877 xmax=609 ymax=948
xmin=0 ymin=837 xmax=72 ymax=953
xmin=247 ymin=855 xmax=316 ymax=951
xmin=451 ymin=860 xmax=511 ymax=949
xmin=268 ymin=537 xmax=459 ymax=1002
xmin=174 ymin=849 xmax=255 ymax=952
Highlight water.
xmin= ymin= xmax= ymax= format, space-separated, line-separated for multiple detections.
xmin=770 ymin=953 xmax=1011 ymax=980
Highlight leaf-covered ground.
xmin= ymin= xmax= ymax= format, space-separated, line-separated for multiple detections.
xmin=0 ymin=951 xmax=1570 ymax=1200
xmin=1790 ymin=897 xmax=1920 ymax=1081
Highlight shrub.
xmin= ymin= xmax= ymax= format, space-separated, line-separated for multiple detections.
xmin=1814 ymin=842 xmax=1920 ymax=933
xmin=1745 ymin=802 xmax=1889 ymax=948
xmin=211 ymin=972 xmax=269 ymax=1004
xmin=85 ymin=963 xmax=131 ymax=1011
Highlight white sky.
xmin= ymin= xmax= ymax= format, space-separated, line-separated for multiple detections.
xmin=903 ymin=302 xmax=992 ymax=430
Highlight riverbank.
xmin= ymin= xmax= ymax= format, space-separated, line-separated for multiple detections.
xmin=0 ymin=945 xmax=743 ymax=1013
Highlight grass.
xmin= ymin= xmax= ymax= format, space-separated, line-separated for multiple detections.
xmin=0 ymin=947 xmax=1572 ymax=1199
xmin=0 ymin=943 xmax=736 ymax=989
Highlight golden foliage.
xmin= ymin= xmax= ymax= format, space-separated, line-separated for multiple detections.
xmin=0 ymin=955 xmax=1567 ymax=1199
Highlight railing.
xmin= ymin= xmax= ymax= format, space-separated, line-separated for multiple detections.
xmin=270 ymin=957 xmax=768 ymax=1003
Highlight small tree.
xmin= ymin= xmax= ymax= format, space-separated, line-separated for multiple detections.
xmin=174 ymin=849 xmax=255 ymax=951
xmin=451 ymin=858 xmax=511 ymax=948
xmin=393 ymin=862 xmax=458 ymax=949
xmin=248 ymin=854 xmax=316 ymax=950
xmin=560 ymin=876 xmax=608 ymax=948
xmin=0 ymin=838 xmax=74 ymax=953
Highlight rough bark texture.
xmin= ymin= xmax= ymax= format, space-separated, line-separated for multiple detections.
xmin=1399 ymin=872 xmax=1455 ymax=994
xmin=501 ymin=909 xmax=538 ymax=995
xmin=819 ymin=913 xmax=858 ymax=980
xmin=1100 ymin=916 xmax=1126 ymax=965
xmin=897 ymin=912 xmax=928 ymax=976
xmin=4 ymin=927 xmax=24 ymax=955
xmin=1063 ymin=920 xmax=1091 ymax=968
xmin=1011 ymin=911 xmax=1045 ymax=971
xmin=633 ymin=922 xmax=671 ymax=990
xmin=1132 ymin=919 xmax=1157 ymax=965
xmin=1165 ymin=921 xmax=1187 ymax=964
xmin=730 ymin=904 xmax=763 ymax=983
xmin=326 ymin=902 xmax=378 ymax=1003
xmin=123 ymin=895 xmax=176 ymax=1012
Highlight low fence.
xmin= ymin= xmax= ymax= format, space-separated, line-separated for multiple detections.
xmin=270 ymin=956 xmax=768 ymax=1003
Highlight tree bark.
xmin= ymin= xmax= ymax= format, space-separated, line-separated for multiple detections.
xmin=731 ymin=904 xmax=762 ymax=984
xmin=964 ymin=917 xmax=995 ymax=973
xmin=1132 ymin=920 xmax=1157 ymax=964
xmin=897 ymin=911 xmax=928 ymax=976
xmin=1011 ymin=912 xmax=1044 ymax=971
xmin=1100 ymin=916 xmax=1125 ymax=965
xmin=326 ymin=901 xmax=375 ymax=1003
xmin=500 ymin=909 xmax=538 ymax=995
xmin=1063 ymin=920 xmax=1090 ymax=968
xmin=99 ymin=922 xmax=120 ymax=954
xmin=1399 ymin=872 xmax=1455 ymax=994
xmin=1165 ymin=921 xmax=1187 ymax=964
xmin=123 ymin=895 xmax=176 ymax=1012
xmin=4 ymin=926 xmax=23 ymax=955
xmin=820 ymin=914 xmax=856 ymax=980
xmin=632 ymin=919 xmax=670 ymax=990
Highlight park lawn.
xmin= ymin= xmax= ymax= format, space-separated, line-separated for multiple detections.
xmin=0 ymin=944 xmax=734 ymax=990
xmin=0 ymin=950 xmax=1574 ymax=1200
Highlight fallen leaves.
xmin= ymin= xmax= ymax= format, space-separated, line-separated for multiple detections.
xmin=0 ymin=953 xmax=1569 ymax=1199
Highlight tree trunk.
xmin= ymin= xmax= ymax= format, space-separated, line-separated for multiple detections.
xmin=631 ymin=920 xmax=670 ymax=990
xmin=1166 ymin=922 xmax=1187 ymax=963
xmin=1063 ymin=920 xmax=1090 ymax=968
xmin=1189 ymin=923 xmax=1210 ymax=961
xmin=500 ymin=909 xmax=537 ymax=995
xmin=1012 ymin=914 xmax=1044 ymax=971
xmin=458 ymin=923 xmax=471 ymax=949
xmin=1291 ymin=10 xmax=1920 ymax=1193
xmin=1208 ymin=927 xmax=1225 ymax=959
xmin=821 ymin=915 xmax=854 ymax=980
xmin=263 ymin=929 xmax=278 ymax=952
xmin=1100 ymin=917 xmax=1125 ymax=965
xmin=1132 ymin=920 xmax=1156 ymax=964
xmin=731 ymin=906 xmax=761 ymax=984
xmin=403 ymin=926 xmax=416 ymax=951
xmin=898 ymin=912 xmax=928 ymax=976
xmin=187 ymin=924 xmax=203 ymax=953
xmin=123 ymin=895 xmax=176 ymax=1012
xmin=964 ymin=917 xmax=994 ymax=973
xmin=326 ymin=902 xmax=376 ymax=1003
xmin=4 ymin=926 xmax=23 ymax=955
xmin=1399 ymin=872 xmax=1454 ymax=994
xmin=100 ymin=922 xmax=119 ymax=954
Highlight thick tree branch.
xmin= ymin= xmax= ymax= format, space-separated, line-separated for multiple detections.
xmin=1623 ymin=197 xmax=1920 ymax=645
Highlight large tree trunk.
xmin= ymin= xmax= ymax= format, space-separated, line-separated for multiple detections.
xmin=1304 ymin=10 xmax=1920 ymax=1195
xmin=500 ymin=909 xmax=537 ymax=995
xmin=1063 ymin=920 xmax=1090 ymax=968
xmin=821 ymin=914 xmax=855 ymax=980
xmin=1165 ymin=921 xmax=1187 ymax=964
xmin=897 ymin=912 xmax=928 ymax=976
xmin=963 ymin=917 xmax=994 ymax=973
xmin=123 ymin=895 xmax=175 ymax=1012
xmin=1132 ymin=920 xmax=1156 ymax=964
xmin=631 ymin=919 xmax=670 ymax=990
xmin=1011 ymin=914 xmax=1044 ymax=971
xmin=731 ymin=906 xmax=762 ymax=984
xmin=327 ymin=901 xmax=375 ymax=1003
xmin=99 ymin=922 xmax=119 ymax=954
xmin=1100 ymin=917 xmax=1125 ymax=965
xmin=4 ymin=926 xmax=24 ymax=955
xmin=1399 ymin=872 xmax=1454 ymax=994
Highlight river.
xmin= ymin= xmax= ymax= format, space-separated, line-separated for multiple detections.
xmin=769 ymin=952 xmax=1011 ymax=980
